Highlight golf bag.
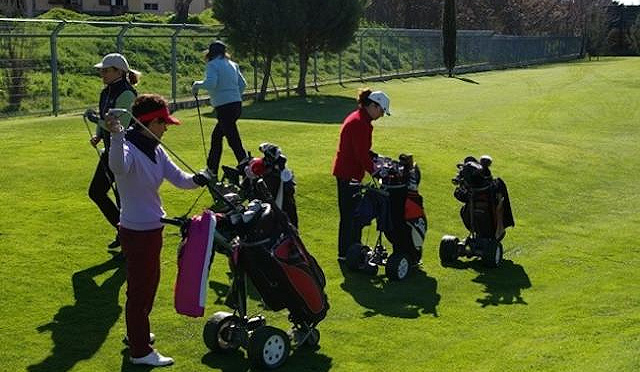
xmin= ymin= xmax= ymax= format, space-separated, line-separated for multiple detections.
xmin=355 ymin=154 xmax=427 ymax=265
xmin=233 ymin=201 xmax=328 ymax=325
xmin=174 ymin=210 xmax=216 ymax=317
xmin=453 ymin=156 xmax=514 ymax=240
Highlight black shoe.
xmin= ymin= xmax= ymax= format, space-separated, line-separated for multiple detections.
xmin=108 ymin=235 xmax=121 ymax=249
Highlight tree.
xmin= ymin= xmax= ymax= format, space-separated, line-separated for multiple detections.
xmin=629 ymin=12 xmax=640 ymax=54
xmin=288 ymin=0 xmax=365 ymax=96
xmin=212 ymin=0 xmax=295 ymax=100
xmin=442 ymin=0 xmax=457 ymax=77
xmin=174 ymin=0 xmax=194 ymax=24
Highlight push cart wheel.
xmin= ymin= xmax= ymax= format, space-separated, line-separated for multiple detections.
xmin=482 ymin=240 xmax=503 ymax=268
xmin=439 ymin=235 xmax=460 ymax=266
xmin=203 ymin=311 xmax=242 ymax=352
xmin=345 ymin=243 xmax=367 ymax=271
xmin=248 ymin=326 xmax=290 ymax=369
xmin=386 ymin=253 xmax=410 ymax=281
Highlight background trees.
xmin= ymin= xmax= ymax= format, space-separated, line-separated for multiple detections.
xmin=212 ymin=0 xmax=364 ymax=97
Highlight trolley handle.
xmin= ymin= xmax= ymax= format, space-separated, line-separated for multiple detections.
xmin=160 ymin=216 xmax=187 ymax=227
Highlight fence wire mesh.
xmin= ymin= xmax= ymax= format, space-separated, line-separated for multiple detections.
xmin=0 ymin=18 xmax=582 ymax=117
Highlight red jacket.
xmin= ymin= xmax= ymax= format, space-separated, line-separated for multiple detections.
xmin=332 ymin=108 xmax=374 ymax=182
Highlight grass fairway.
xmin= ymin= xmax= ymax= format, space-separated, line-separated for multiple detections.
xmin=1 ymin=57 xmax=639 ymax=372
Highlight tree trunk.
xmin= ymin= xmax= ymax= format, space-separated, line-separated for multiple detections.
xmin=442 ymin=0 xmax=457 ymax=77
xmin=295 ymin=48 xmax=309 ymax=97
xmin=257 ymin=55 xmax=274 ymax=102
xmin=174 ymin=0 xmax=193 ymax=23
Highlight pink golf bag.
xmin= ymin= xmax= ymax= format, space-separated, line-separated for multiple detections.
xmin=174 ymin=210 xmax=216 ymax=317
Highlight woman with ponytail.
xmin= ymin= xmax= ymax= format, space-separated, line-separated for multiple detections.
xmin=85 ymin=53 xmax=140 ymax=249
xmin=332 ymin=88 xmax=391 ymax=261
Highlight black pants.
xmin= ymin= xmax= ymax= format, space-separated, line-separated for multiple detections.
xmin=88 ymin=151 xmax=120 ymax=228
xmin=207 ymin=101 xmax=246 ymax=175
xmin=336 ymin=178 xmax=362 ymax=257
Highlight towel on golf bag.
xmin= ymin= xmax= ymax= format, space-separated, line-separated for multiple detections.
xmin=174 ymin=210 xmax=216 ymax=317
xmin=239 ymin=234 xmax=329 ymax=325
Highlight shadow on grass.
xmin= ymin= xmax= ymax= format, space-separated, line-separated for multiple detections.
xmin=201 ymin=344 xmax=333 ymax=372
xmin=447 ymin=259 xmax=531 ymax=307
xmin=28 ymin=254 xmax=126 ymax=372
xmin=200 ymin=95 xmax=355 ymax=124
xmin=339 ymin=264 xmax=440 ymax=318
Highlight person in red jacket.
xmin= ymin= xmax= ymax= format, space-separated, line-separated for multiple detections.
xmin=332 ymin=88 xmax=391 ymax=260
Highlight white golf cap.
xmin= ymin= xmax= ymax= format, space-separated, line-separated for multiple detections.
xmin=94 ymin=53 xmax=140 ymax=75
xmin=368 ymin=91 xmax=391 ymax=116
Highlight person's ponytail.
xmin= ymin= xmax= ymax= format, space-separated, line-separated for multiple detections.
xmin=357 ymin=87 xmax=373 ymax=107
xmin=128 ymin=70 xmax=141 ymax=85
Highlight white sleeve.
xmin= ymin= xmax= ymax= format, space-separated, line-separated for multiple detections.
xmin=108 ymin=131 xmax=134 ymax=174
xmin=159 ymin=147 xmax=199 ymax=189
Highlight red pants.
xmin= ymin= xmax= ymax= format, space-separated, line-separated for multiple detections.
xmin=120 ymin=226 xmax=163 ymax=358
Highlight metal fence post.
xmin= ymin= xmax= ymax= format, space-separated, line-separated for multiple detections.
xmin=253 ymin=49 xmax=258 ymax=102
xmin=170 ymin=25 xmax=184 ymax=107
xmin=359 ymin=32 xmax=364 ymax=81
xmin=396 ymin=34 xmax=400 ymax=75
xmin=285 ymin=50 xmax=290 ymax=97
xmin=116 ymin=23 xmax=131 ymax=53
xmin=338 ymin=51 xmax=343 ymax=85
xmin=50 ymin=21 xmax=65 ymax=117
xmin=313 ymin=51 xmax=318 ymax=91
xmin=379 ymin=32 xmax=383 ymax=78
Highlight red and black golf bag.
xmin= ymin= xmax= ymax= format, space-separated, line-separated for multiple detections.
xmin=233 ymin=201 xmax=329 ymax=325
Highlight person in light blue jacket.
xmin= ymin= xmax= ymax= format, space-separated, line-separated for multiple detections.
xmin=192 ymin=40 xmax=247 ymax=180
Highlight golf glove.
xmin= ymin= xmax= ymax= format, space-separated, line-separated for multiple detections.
xmin=192 ymin=171 xmax=212 ymax=187
xmin=84 ymin=108 xmax=100 ymax=124
xmin=191 ymin=81 xmax=202 ymax=96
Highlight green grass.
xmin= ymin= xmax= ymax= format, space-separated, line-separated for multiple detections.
xmin=1 ymin=57 xmax=640 ymax=372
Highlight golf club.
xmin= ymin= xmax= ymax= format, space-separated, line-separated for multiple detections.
xmin=82 ymin=110 xmax=118 ymax=196
xmin=194 ymin=93 xmax=208 ymax=162
xmin=106 ymin=108 xmax=236 ymax=211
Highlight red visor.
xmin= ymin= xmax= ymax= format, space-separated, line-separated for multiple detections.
xmin=136 ymin=107 xmax=181 ymax=125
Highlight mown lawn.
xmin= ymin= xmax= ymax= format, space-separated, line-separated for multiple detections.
xmin=0 ymin=57 xmax=639 ymax=372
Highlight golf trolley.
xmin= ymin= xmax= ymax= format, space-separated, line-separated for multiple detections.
xmin=439 ymin=155 xmax=514 ymax=268
xmin=345 ymin=154 xmax=427 ymax=281
xmin=166 ymin=146 xmax=327 ymax=370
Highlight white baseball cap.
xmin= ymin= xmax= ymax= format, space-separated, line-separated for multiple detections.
xmin=368 ymin=91 xmax=391 ymax=116
xmin=94 ymin=53 xmax=140 ymax=75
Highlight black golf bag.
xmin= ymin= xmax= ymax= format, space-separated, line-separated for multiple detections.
xmin=440 ymin=155 xmax=514 ymax=268
xmin=453 ymin=156 xmax=514 ymax=241
xmin=349 ymin=154 xmax=427 ymax=280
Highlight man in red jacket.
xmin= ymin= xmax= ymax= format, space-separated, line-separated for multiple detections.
xmin=332 ymin=89 xmax=391 ymax=260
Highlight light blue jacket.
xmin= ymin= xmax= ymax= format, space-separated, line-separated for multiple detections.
xmin=193 ymin=57 xmax=246 ymax=108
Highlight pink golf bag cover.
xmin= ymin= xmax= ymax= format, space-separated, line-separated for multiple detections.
xmin=174 ymin=210 xmax=216 ymax=317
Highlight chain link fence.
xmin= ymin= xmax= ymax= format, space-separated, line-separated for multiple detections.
xmin=0 ymin=18 xmax=582 ymax=117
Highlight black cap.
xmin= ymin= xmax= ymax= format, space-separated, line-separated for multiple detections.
xmin=208 ymin=40 xmax=226 ymax=56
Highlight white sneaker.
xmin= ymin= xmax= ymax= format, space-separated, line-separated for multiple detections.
xmin=123 ymin=332 xmax=155 ymax=345
xmin=129 ymin=349 xmax=174 ymax=366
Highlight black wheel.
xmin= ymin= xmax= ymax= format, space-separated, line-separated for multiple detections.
xmin=439 ymin=235 xmax=459 ymax=266
xmin=248 ymin=326 xmax=291 ymax=370
xmin=345 ymin=243 xmax=368 ymax=271
xmin=385 ymin=253 xmax=410 ymax=281
xmin=482 ymin=240 xmax=503 ymax=268
xmin=203 ymin=311 xmax=242 ymax=353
